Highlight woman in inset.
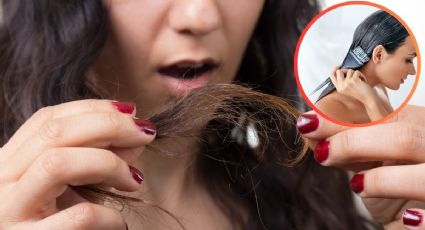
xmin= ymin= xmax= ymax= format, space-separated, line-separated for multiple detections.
xmin=0 ymin=1 xmax=377 ymax=230
xmin=312 ymin=10 xmax=417 ymax=124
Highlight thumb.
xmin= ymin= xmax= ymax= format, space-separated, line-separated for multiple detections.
xmin=403 ymin=209 xmax=424 ymax=229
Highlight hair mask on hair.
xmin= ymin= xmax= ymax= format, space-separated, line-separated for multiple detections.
xmin=312 ymin=10 xmax=409 ymax=102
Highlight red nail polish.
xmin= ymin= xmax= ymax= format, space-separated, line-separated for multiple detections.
xmin=297 ymin=114 xmax=319 ymax=134
xmin=314 ymin=140 xmax=329 ymax=163
xmin=403 ymin=209 xmax=423 ymax=226
xmin=133 ymin=119 xmax=156 ymax=135
xmin=129 ymin=165 xmax=144 ymax=184
xmin=351 ymin=174 xmax=364 ymax=193
xmin=112 ymin=101 xmax=135 ymax=114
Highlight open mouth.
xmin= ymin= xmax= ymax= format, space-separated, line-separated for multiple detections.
xmin=158 ymin=60 xmax=219 ymax=80
xmin=157 ymin=58 xmax=220 ymax=96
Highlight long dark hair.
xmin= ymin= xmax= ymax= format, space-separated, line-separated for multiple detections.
xmin=0 ymin=1 xmax=377 ymax=229
xmin=313 ymin=10 xmax=409 ymax=102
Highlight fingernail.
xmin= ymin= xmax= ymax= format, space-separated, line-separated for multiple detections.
xmin=403 ymin=209 xmax=423 ymax=227
xmin=351 ymin=174 xmax=364 ymax=193
xmin=129 ymin=165 xmax=144 ymax=184
xmin=133 ymin=119 xmax=156 ymax=135
xmin=314 ymin=140 xmax=329 ymax=163
xmin=296 ymin=114 xmax=319 ymax=134
xmin=112 ymin=101 xmax=135 ymax=114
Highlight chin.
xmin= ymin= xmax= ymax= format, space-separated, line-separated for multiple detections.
xmin=390 ymin=85 xmax=400 ymax=90
xmin=383 ymin=83 xmax=399 ymax=90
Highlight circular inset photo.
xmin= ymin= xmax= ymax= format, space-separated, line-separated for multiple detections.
xmin=295 ymin=2 xmax=421 ymax=126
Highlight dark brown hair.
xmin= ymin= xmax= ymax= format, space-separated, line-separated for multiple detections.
xmin=0 ymin=1 xmax=378 ymax=229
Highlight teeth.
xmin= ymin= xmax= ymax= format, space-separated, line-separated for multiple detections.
xmin=176 ymin=63 xmax=204 ymax=69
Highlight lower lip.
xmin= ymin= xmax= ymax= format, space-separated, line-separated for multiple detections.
xmin=158 ymin=70 xmax=215 ymax=96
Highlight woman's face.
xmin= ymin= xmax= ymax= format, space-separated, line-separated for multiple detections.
xmin=95 ymin=0 xmax=265 ymax=116
xmin=375 ymin=36 xmax=417 ymax=90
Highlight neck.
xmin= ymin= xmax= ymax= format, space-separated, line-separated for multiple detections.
xmin=127 ymin=138 xmax=233 ymax=229
xmin=359 ymin=63 xmax=380 ymax=87
xmin=137 ymin=137 xmax=199 ymax=206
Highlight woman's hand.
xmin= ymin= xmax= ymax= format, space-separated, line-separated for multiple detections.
xmin=330 ymin=67 xmax=390 ymax=121
xmin=330 ymin=67 xmax=374 ymax=103
xmin=297 ymin=105 xmax=425 ymax=229
xmin=0 ymin=99 xmax=156 ymax=229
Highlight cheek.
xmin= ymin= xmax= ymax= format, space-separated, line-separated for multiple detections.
xmin=223 ymin=1 xmax=264 ymax=44
xmin=218 ymin=1 xmax=265 ymax=80
xmin=105 ymin=1 xmax=166 ymax=72
xmin=376 ymin=60 xmax=406 ymax=85
xmin=374 ymin=65 xmax=395 ymax=88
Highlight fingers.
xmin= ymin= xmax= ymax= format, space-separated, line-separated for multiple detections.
xmin=296 ymin=112 xmax=349 ymax=141
xmin=296 ymin=111 xmax=422 ymax=173
xmin=331 ymin=68 xmax=365 ymax=87
xmin=402 ymin=209 xmax=425 ymax=229
xmin=298 ymin=104 xmax=406 ymax=143
xmin=2 ymin=99 xmax=137 ymax=160
xmin=352 ymin=70 xmax=366 ymax=82
xmin=110 ymin=146 xmax=146 ymax=164
xmin=350 ymin=164 xmax=425 ymax=201
xmin=344 ymin=69 xmax=354 ymax=80
xmin=335 ymin=69 xmax=345 ymax=87
xmin=331 ymin=67 xmax=362 ymax=89
xmin=311 ymin=122 xmax=425 ymax=166
xmin=34 ymin=202 xmax=128 ymax=230
xmin=31 ymin=112 xmax=155 ymax=148
xmin=343 ymin=69 xmax=366 ymax=83
xmin=3 ymin=112 xmax=155 ymax=179
xmin=7 ymin=147 xmax=143 ymax=217
xmin=347 ymin=165 xmax=425 ymax=229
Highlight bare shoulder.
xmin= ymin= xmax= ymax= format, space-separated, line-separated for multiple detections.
xmin=314 ymin=94 xmax=354 ymax=122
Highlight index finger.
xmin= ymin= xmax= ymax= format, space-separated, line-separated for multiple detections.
xmin=2 ymin=99 xmax=136 ymax=159
xmin=296 ymin=111 xmax=350 ymax=140
xmin=297 ymin=107 xmax=401 ymax=142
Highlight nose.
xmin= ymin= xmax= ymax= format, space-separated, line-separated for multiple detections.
xmin=409 ymin=65 xmax=417 ymax=76
xmin=168 ymin=0 xmax=222 ymax=36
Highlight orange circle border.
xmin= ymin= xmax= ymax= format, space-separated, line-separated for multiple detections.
xmin=293 ymin=1 xmax=422 ymax=127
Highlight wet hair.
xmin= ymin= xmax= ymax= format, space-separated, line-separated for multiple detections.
xmin=313 ymin=10 xmax=409 ymax=102
xmin=0 ymin=1 xmax=378 ymax=229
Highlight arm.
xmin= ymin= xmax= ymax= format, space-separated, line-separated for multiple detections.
xmin=362 ymin=92 xmax=391 ymax=121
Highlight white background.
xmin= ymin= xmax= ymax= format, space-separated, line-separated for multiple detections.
xmin=320 ymin=0 xmax=425 ymax=107
xmin=298 ymin=1 xmax=423 ymax=107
